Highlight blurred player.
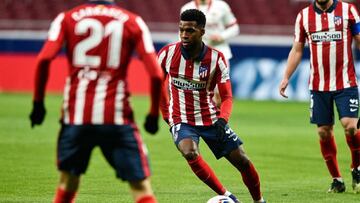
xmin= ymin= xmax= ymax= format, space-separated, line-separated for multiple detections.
xmin=159 ymin=9 xmax=265 ymax=203
xmin=29 ymin=0 xmax=163 ymax=202
xmin=279 ymin=0 xmax=360 ymax=193
xmin=180 ymin=0 xmax=239 ymax=106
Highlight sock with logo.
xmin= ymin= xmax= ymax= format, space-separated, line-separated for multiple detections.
xmin=346 ymin=131 xmax=360 ymax=169
xmin=239 ymin=161 xmax=262 ymax=201
xmin=320 ymin=136 xmax=342 ymax=178
xmin=187 ymin=155 xmax=226 ymax=195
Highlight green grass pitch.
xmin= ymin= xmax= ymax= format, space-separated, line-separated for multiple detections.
xmin=0 ymin=92 xmax=359 ymax=203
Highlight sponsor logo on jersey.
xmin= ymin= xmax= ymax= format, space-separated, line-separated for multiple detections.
xmin=334 ymin=16 xmax=342 ymax=26
xmin=311 ymin=31 xmax=342 ymax=42
xmin=172 ymin=77 xmax=206 ymax=90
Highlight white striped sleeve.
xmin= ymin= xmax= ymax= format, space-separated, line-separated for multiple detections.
xmin=48 ymin=13 xmax=65 ymax=41
xmin=135 ymin=17 xmax=155 ymax=53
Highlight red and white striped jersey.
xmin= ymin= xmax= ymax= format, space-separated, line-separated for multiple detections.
xmin=158 ymin=42 xmax=230 ymax=126
xmin=295 ymin=0 xmax=360 ymax=91
xmin=39 ymin=2 xmax=159 ymax=125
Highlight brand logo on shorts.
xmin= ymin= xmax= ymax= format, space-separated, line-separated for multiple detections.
xmin=349 ymin=98 xmax=359 ymax=112
xmin=225 ymin=126 xmax=238 ymax=141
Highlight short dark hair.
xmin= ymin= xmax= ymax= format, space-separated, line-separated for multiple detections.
xmin=180 ymin=9 xmax=206 ymax=28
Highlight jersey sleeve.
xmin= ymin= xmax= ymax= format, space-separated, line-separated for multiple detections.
xmin=157 ymin=47 xmax=168 ymax=73
xmin=134 ymin=16 xmax=155 ymax=55
xmin=216 ymin=53 xmax=230 ymax=84
xmin=33 ymin=12 xmax=66 ymax=102
xmin=222 ymin=2 xmax=237 ymax=27
xmin=294 ymin=11 xmax=306 ymax=43
xmin=216 ymin=53 xmax=232 ymax=121
xmin=133 ymin=16 xmax=163 ymax=116
xmin=349 ymin=4 xmax=360 ymax=35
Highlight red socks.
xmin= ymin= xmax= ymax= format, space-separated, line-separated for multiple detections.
xmin=54 ymin=188 xmax=76 ymax=203
xmin=240 ymin=162 xmax=262 ymax=201
xmin=136 ymin=195 xmax=157 ymax=203
xmin=320 ymin=136 xmax=341 ymax=178
xmin=187 ymin=155 xmax=226 ymax=195
xmin=346 ymin=131 xmax=360 ymax=169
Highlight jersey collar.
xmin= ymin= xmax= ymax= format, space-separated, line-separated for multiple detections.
xmin=181 ymin=42 xmax=208 ymax=61
xmin=88 ymin=0 xmax=115 ymax=5
xmin=313 ymin=0 xmax=338 ymax=14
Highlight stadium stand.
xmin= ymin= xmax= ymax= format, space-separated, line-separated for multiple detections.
xmin=0 ymin=0 xmax=359 ymax=34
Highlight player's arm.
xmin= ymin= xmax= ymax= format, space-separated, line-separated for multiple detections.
xmin=279 ymin=41 xmax=304 ymax=98
xmin=213 ymin=55 xmax=232 ymax=141
xmin=279 ymin=11 xmax=306 ymax=98
xmin=216 ymin=57 xmax=232 ymax=122
xmin=157 ymin=48 xmax=170 ymax=124
xmin=134 ymin=17 xmax=164 ymax=134
xmin=210 ymin=3 xmax=239 ymax=43
xmin=30 ymin=13 xmax=65 ymax=128
xmin=160 ymin=74 xmax=170 ymax=124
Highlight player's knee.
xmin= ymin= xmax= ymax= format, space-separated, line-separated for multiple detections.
xmin=317 ymin=126 xmax=333 ymax=139
xmin=59 ymin=171 xmax=80 ymax=191
xmin=182 ymin=150 xmax=199 ymax=160
xmin=345 ymin=126 xmax=357 ymax=136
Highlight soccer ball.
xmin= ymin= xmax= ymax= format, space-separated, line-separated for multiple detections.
xmin=206 ymin=195 xmax=235 ymax=203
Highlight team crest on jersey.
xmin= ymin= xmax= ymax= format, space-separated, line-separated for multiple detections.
xmin=199 ymin=65 xmax=209 ymax=79
xmin=334 ymin=16 xmax=342 ymax=26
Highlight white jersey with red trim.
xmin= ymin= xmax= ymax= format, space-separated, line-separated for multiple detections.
xmin=294 ymin=0 xmax=360 ymax=91
xmin=47 ymin=2 xmax=156 ymax=125
xmin=158 ymin=42 xmax=229 ymax=126
xmin=180 ymin=0 xmax=239 ymax=60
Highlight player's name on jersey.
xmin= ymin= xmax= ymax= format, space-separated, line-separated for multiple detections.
xmin=172 ymin=77 xmax=206 ymax=90
xmin=311 ymin=31 xmax=342 ymax=42
xmin=72 ymin=6 xmax=129 ymax=21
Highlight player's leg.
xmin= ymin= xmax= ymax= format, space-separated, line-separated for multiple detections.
xmin=335 ymin=87 xmax=360 ymax=193
xmin=311 ymin=91 xmax=344 ymax=192
xmin=55 ymin=125 xmax=95 ymax=202
xmin=172 ymin=124 xmax=236 ymax=200
xmin=340 ymin=117 xmax=360 ymax=193
xmin=54 ymin=171 xmax=80 ymax=203
xmin=99 ymin=124 xmax=157 ymax=203
xmin=128 ymin=178 xmax=156 ymax=203
xmin=225 ymin=146 xmax=265 ymax=203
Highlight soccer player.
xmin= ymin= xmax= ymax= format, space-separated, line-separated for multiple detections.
xmin=158 ymin=9 xmax=265 ymax=203
xmin=279 ymin=0 xmax=360 ymax=193
xmin=180 ymin=0 xmax=239 ymax=106
xmin=29 ymin=0 xmax=163 ymax=202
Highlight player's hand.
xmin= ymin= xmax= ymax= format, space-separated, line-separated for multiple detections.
xmin=29 ymin=101 xmax=46 ymax=128
xmin=209 ymin=34 xmax=224 ymax=45
xmin=214 ymin=118 xmax=227 ymax=142
xmin=279 ymin=78 xmax=289 ymax=98
xmin=144 ymin=114 xmax=159 ymax=135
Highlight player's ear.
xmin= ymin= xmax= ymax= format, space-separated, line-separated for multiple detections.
xmin=200 ymin=27 xmax=205 ymax=36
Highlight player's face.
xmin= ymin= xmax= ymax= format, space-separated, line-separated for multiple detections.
xmin=316 ymin=0 xmax=330 ymax=6
xmin=179 ymin=21 xmax=204 ymax=49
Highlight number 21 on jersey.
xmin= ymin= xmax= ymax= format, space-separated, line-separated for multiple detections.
xmin=73 ymin=18 xmax=125 ymax=69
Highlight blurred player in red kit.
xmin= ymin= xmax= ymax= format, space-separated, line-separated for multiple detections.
xmin=158 ymin=9 xmax=265 ymax=203
xmin=29 ymin=0 xmax=163 ymax=202
xmin=279 ymin=0 xmax=360 ymax=193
